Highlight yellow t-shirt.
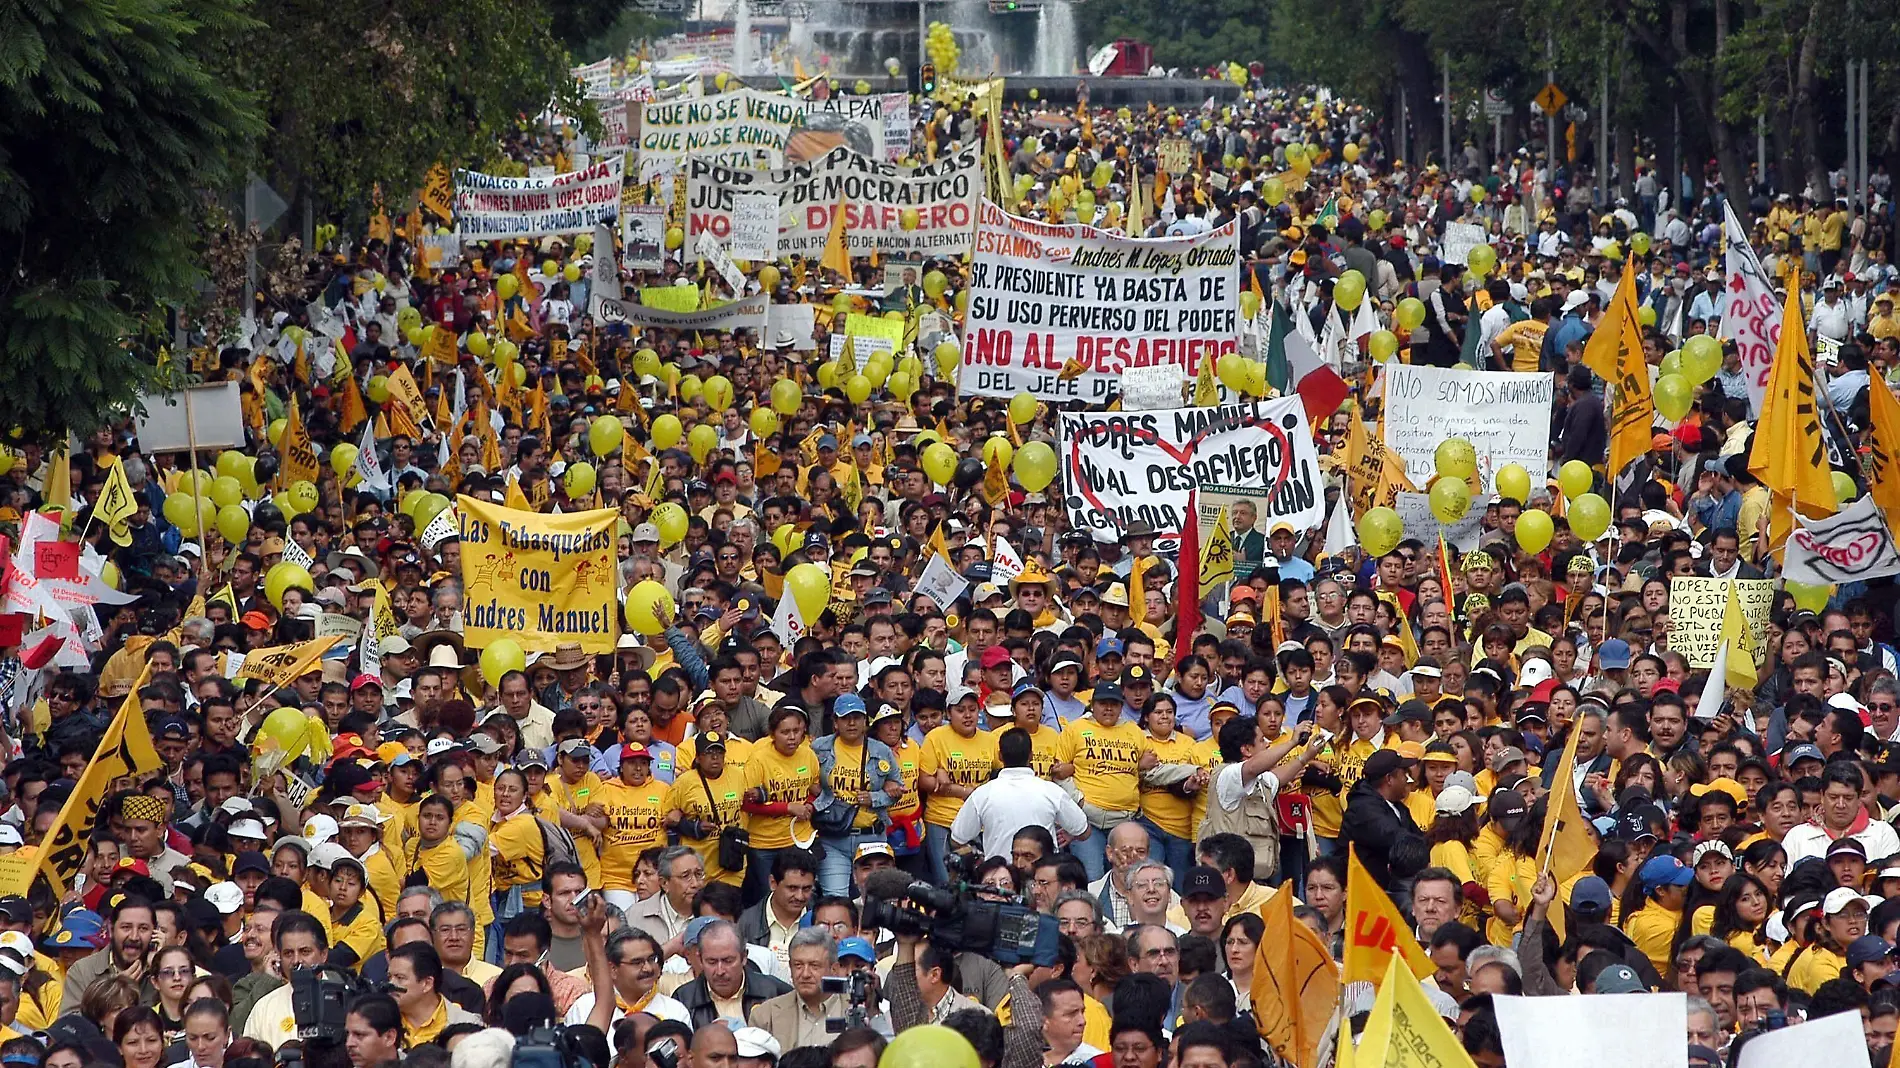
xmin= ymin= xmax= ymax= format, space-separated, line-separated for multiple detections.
xmin=826 ymin=739 xmax=892 ymax=832
xmin=408 ymin=837 xmax=470 ymax=904
xmin=1484 ymin=851 xmax=1538 ymax=947
xmin=595 ymin=777 xmax=671 ymax=890
xmin=668 ymin=768 xmax=747 ymax=885
xmin=992 ymin=724 xmax=1063 ymax=779
xmin=490 ymin=810 xmax=546 ymax=907
xmin=553 ymin=772 xmax=607 ymax=886
xmin=1059 ymin=716 xmax=1144 ymax=813
xmin=329 ymin=899 xmax=384 ymax=971
xmin=1494 ymin=319 xmax=1549 ymax=373
xmin=360 ymin=846 xmax=403 ymax=923
xmin=743 ymin=742 xmax=821 ymax=849
xmin=1470 ymin=823 xmax=1507 ymax=888
xmin=919 ymin=726 xmax=998 ymax=828
xmin=679 ymin=734 xmax=754 ymax=772
xmin=1406 ymin=789 xmax=1437 ymax=831
xmin=1623 ymin=901 xmax=1682 ymax=974
xmin=377 ymin=796 xmax=418 ymax=855
xmin=1138 ymin=730 xmax=1207 ymax=840
xmin=888 ymin=738 xmax=923 ymax=819
xmin=1785 ymin=944 xmax=1848 ymax=995
xmin=1430 ymin=840 xmax=1486 ymax=931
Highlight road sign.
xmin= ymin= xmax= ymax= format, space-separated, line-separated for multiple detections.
xmin=1483 ymin=88 xmax=1509 ymax=119
xmin=1534 ymin=83 xmax=1567 ymax=117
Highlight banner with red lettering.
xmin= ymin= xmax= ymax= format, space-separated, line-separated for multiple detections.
xmin=961 ymin=200 xmax=1239 ymax=402
xmin=684 ymin=144 xmax=979 ymax=258
xmin=1720 ymin=201 xmax=1779 ymax=417
xmin=454 ymin=156 xmax=625 ymax=240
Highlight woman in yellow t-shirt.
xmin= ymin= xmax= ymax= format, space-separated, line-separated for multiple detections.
xmin=434 ymin=757 xmax=493 ymax=958
xmin=1303 ymin=686 xmax=1351 ymax=848
xmin=871 ymin=703 xmax=925 ymax=872
xmin=994 ymin=686 xmax=1062 ymax=778
xmin=667 ymin=731 xmax=747 ymax=887
xmin=1708 ymin=871 xmax=1773 ymax=966
xmin=488 ymin=768 xmax=546 ymax=933
xmin=1136 ymin=693 xmax=1207 ymax=878
xmin=1425 ymin=785 xmax=1488 ymax=933
xmin=1483 ymin=803 xmax=1542 ymax=947
xmin=405 ymin=795 xmax=470 ymax=905
xmin=596 ymin=745 xmax=672 ymax=908
xmin=741 ymin=706 xmax=821 ymax=902
xmin=325 ymin=858 xmax=384 ymax=972
xmin=919 ymin=688 xmax=998 ymax=883
xmin=1054 ymin=685 xmax=1145 ymax=882
xmin=1621 ymin=854 xmax=1693 ymax=976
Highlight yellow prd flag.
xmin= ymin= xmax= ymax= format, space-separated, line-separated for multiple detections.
xmin=42 ymin=449 xmax=71 ymax=515
xmin=0 ymin=667 xmax=162 ymax=894
xmin=1193 ymin=350 xmax=1219 ymax=406
xmin=504 ymin=475 xmax=531 ymax=511
xmin=280 ymin=395 xmax=321 ymax=487
xmin=236 ymin=635 xmax=345 ymax=689
xmin=1863 ymin=370 xmax=1900 ymax=539
xmin=1749 ymin=286 xmax=1838 ymax=555
xmin=1719 ymin=581 xmax=1759 ymax=691
xmin=387 ymin=365 xmax=432 ymax=433
xmin=208 ymin=583 xmax=240 ymax=618
xmin=1253 ymin=884 xmax=1339 ymax=1068
xmin=1535 ymin=701 xmax=1595 ymax=945
xmin=929 ymin=520 xmax=952 ymax=564
xmin=838 ymin=334 xmax=858 ymax=377
xmin=821 ymin=193 xmax=852 ymax=278
xmin=337 ymin=368 xmax=368 ymax=435
xmin=1356 ymin=955 xmax=1480 ymax=1068
xmin=94 ymin=456 xmax=139 ymax=546
xmin=1578 ymin=265 xmax=1653 ymax=481
xmin=1201 ymin=506 xmax=1235 ymax=593
xmin=1342 ymin=846 xmax=1435 ymax=987
xmin=1343 ymin=410 xmax=1416 ymax=510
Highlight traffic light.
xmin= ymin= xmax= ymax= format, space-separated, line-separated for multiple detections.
xmin=987 ymin=0 xmax=1020 ymax=10
xmin=921 ymin=63 xmax=936 ymax=93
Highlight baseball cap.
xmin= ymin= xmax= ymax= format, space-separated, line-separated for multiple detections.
xmin=232 ymin=851 xmax=272 ymax=878
xmin=837 ymin=936 xmax=877 ymax=964
xmin=1826 ymin=886 xmax=1871 ymax=915
xmin=853 ymin=841 xmax=894 ymax=863
xmin=1596 ymin=963 xmax=1647 ymax=994
xmin=1784 ymin=743 xmax=1826 ymax=767
xmin=1596 ymin=639 xmax=1632 ymax=670
xmin=1383 ymin=700 xmax=1432 ymax=727
xmin=1489 ymin=746 xmax=1528 ymax=773
xmin=1639 ymin=856 xmax=1695 ymax=894
xmin=732 ymin=1028 xmax=782 ymax=1060
xmin=1182 ymin=866 xmax=1226 ymax=899
xmin=1361 ymin=749 xmax=1417 ymax=782
xmin=683 ymin=916 xmax=719 ymax=947
xmin=1570 ymin=876 xmax=1613 ymax=919
xmin=979 ymin=646 xmax=1012 ymax=669
xmin=1849 ymin=935 xmax=1897 ymax=968
xmin=620 ymin=743 xmax=653 ymax=763
xmin=1434 ymin=785 xmax=1478 ymax=815
xmin=1092 ymin=681 xmax=1123 ymax=704
xmin=43 ymin=910 xmax=106 ymax=950
xmin=205 ymin=882 xmax=245 ymax=916
xmin=833 ymin=694 xmax=868 ymax=718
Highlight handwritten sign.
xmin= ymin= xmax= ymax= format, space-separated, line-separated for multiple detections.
xmin=33 ymin=542 xmax=78 ymax=582
xmin=1669 ymin=577 xmax=1774 ymax=668
xmin=1383 ymin=364 xmax=1552 ymax=493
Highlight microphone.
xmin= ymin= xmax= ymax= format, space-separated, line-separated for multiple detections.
xmin=862 ymin=867 xmax=926 ymax=901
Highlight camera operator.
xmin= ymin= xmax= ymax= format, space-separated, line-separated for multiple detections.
xmin=887 ymin=928 xmax=1047 ymax=1068
xmin=240 ymin=912 xmax=329 ymax=1045
xmin=343 ymin=993 xmax=403 ymax=1068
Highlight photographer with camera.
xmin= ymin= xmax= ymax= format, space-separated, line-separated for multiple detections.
xmin=887 ymin=923 xmax=1046 ymax=1068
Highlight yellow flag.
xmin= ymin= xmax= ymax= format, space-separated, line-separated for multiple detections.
xmin=386 ymin=365 xmax=432 ymax=433
xmin=1343 ymin=411 xmax=1416 ymax=509
xmin=42 ymin=449 xmax=71 ymax=514
xmin=1536 ymin=700 xmax=1596 ymax=898
xmin=1719 ymin=581 xmax=1759 ymax=690
xmin=504 ymin=475 xmax=531 ymax=511
xmin=821 ymin=193 xmax=852 ymax=278
xmin=1357 ymin=955 xmax=1480 ymax=1068
xmin=1748 ymin=286 xmax=1838 ymax=554
xmin=0 ymin=670 xmax=162 ymax=894
xmin=1342 ymin=846 xmax=1435 ymax=986
xmin=1864 ymin=371 xmax=1900 ymax=539
xmin=1374 ymin=590 xmax=1418 ymax=663
xmin=280 ymin=395 xmax=321 ymax=486
xmin=208 ymin=583 xmax=240 ymax=618
xmin=1129 ymin=555 xmax=1149 ymax=627
xmin=1578 ymin=265 xmax=1653 ymax=480
xmin=1193 ymin=350 xmax=1219 ymax=406
xmin=1253 ymin=885 xmax=1339 ymax=1068
xmin=1200 ymin=506 xmax=1235 ymax=593
xmin=94 ymin=457 xmax=139 ymax=545
xmin=236 ymin=635 xmax=345 ymax=689
xmin=929 ymin=520 xmax=952 ymax=563
xmin=337 ymin=369 xmax=368 ymax=435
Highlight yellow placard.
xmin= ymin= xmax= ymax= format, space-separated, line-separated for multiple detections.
xmin=640 ymin=286 xmax=701 ymax=313
xmin=457 ymin=496 xmax=622 ymax=653
xmin=235 ymin=635 xmax=345 ymax=688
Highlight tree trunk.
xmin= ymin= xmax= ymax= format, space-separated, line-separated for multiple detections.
xmin=1391 ymin=30 xmax=1437 ymax=167
xmin=1792 ymin=0 xmax=1828 ymax=198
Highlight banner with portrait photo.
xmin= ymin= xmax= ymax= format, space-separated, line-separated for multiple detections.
xmin=1058 ymin=397 xmax=1324 ymax=550
xmin=962 ymin=200 xmax=1240 ymax=402
xmin=787 ymin=93 xmax=911 ymax=162
xmin=454 ymin=156 xmax=625 ymax=240
xmin=457 ymin=497 xmax=622 ymax=653
xmin=685 ymin=145 xmax=980 ymax=259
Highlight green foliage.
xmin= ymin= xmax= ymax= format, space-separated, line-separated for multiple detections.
xmin=0 ymin=0 xmax=262 ymax=449
xmin=232 ymin=0 xmax=590 ymax=212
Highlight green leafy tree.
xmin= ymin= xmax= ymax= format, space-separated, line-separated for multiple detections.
xmin=0 ymin=0 xmax=263 ymax=450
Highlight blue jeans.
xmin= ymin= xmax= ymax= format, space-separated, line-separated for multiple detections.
xmin=1137 ymin=816 xmax=1194 ymax=892
xmin=819 ymin=830 xmax=885 ymax=896
xmin=925 ymin=822 xmax=953 ymax=883
xmin=1070 ymin=822 xmax=1109 ymax=882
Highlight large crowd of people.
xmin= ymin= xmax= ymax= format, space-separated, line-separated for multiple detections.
xmin=0 ymin=53 xmax=1895 ymax=1068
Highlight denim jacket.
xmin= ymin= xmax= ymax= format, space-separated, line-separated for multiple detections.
xmin=809 ymin=734 xmax=901 ymax=831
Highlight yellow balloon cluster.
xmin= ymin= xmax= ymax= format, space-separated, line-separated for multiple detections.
xmin=925 ymin=22 xmax=959 ymax=76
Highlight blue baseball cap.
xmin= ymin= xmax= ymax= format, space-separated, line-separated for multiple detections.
xmin=833 ymin=694 xmax=867 ymax=718
xmin=1597 ymin=638 xmax=1633 ymax=670
xmin=683 ymin=915 xmax=719 ymax=947
xmin=44 ymin=909 xmax=105 ymax=951
xmin=837 ymin=936 xmax=876 ymax=963
xmin=1011 ymin=679 xmax=1044 ymax=701
xmin=1095 ymin=636 xmax=1125 ymax=657
xmin=1638 ymin=855 xmax=1695 ymax=894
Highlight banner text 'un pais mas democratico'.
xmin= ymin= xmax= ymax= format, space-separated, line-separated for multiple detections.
xmin=960 ymin=199 xmax=1240 ymax=402
xmin=456 ymin=496 xmax=622 ymax=653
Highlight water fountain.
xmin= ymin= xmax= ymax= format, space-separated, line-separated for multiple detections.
xmin=793 ymin=0 xmax=999 ymax=76
xmin=1032 ymin=1 xmax=1077 ymax=76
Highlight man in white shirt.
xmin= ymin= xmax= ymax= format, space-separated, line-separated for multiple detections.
xmin=950 ymin=727 xmax=1088 ymax=859
xmin=1782 ymin=762 xmax=1900 ymax=870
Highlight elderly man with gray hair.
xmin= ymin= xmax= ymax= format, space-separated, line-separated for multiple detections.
xmin=748 ymin=928 xmax=848 ymax=1051
xmin=674 ymin=919 xmax=792 ymax=1029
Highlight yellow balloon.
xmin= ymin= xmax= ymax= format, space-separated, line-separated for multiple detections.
xmin=688 ymin=423 xmax=719 ymax=463
xmin=1428 ymin=477 xmax=1471 ymax=524
xmin=1395 ymin=298 xmax=1426 ymax=333
xmin=1008 ymin=392 xmax=1037 ymax=426
xmin=497 ymin=274 xmax=519 ymax=300
xmin=216 ymin=450 xmax=247 ymax=481
xmin=100 ymin=561 xmax=120 ymax=590
xmin=773 ymin=523 xmax=799 ymax=556
xmin=216 ymin=503 xmax=250 ymax=544
xmin=934 ymin=341 xmax=960 ymax=376
xmin=771 ymin=378 xmax=803 ymax=416
xmin=209 ymin=476 xmax=245 ymax=509
xmin=1334 ymin=270 xmax=1367 ymax=311
xmin=564 ymin=264 xmax=582 ymax=283
xmin=1217 ymin=354 xmax=1248 ymax=391
xmin=679 ymin=376 xmax=703 ymax=404
xmin=1787 ymin=581 xmax=1833 ymax=612
xmin=1835 ymin=470 xmax=1858 ymax=504
xmin=758 ymin=264 xmax=782 ymax=291
xmin=845 ymin=374 xmax=872 ymax=405
xmin=785 ymin=563 xmax=832 ymax=621
xmin=1434 ymin=439 xmax=1477 ymax=481
xmin=1358 ymin=507 xmax=1403 ymax=557
xmin=1558 ymin=459 xmax=1594 ymax=500
xmin=564 ymin=461 xmax=597 ymax=498
xmin=479 ymin=639 xmax=527 ymax=687
xmin=400 ymin=489 xmax=426 ymax=517
xmin=267 ymin=418 xmax=287 ymax=449
xmin=162 ymin=493 xmax=203 ymax=536
xmin=263 ymin=561 xmax=313 ymax=609
xmin=1494 ymin=463 xmax=1532 ymax=503
xmin=750 ymin=407 xmax=780 ymax=438
xmin=922 ymin=442 xmax=958 ymax=485
xmin=633 ymin=347 xmax=662 ymax=377
xmin=258 ymin=707 xmax=311 ymax=759
xmin=923 ymin=271 xmax=949 ymax=299
xmin=900 ymin=208 xmax=920 ymax=231
xmin=880 ymin=1024 xmax=981 ymax=1068
xmin=367 ymin=376 xmax=390 ymax=404
xmin=1368 ymin=330 xmax=1399 ymax=361
xmin=589 ymin=415 xmax=625 ymax=457
xmin=1569 ymin=493 xmax=1612 ymax=541
xmin=287 ymin=480 xmax=319 ymax=515
xmin=983 ymin=436 xmax=1013 ymax=471
xmin=626 ymin=579 xmax=677 ymax=637
xmin=651 ymin=502 xmax=689 ymax=547
xmin=413 ymin=493 xmax=451 ymax=529
xmin=1516 ymin=509 xmax=1554 ymax=553
xmin=651 ymin=414 xmax=683 ymax=450
xmin=817 ymin=362 xmax=842 ymax=389
xmin=703 ymin=375 xmax=734 ymax=411
xmin=1653 ymin=373 xmax=1693 ymax=422
xmin=666 ymin=227 xmax=684 ymax=250
xmin=1013 ymin=441 xmax=1057 ymax=492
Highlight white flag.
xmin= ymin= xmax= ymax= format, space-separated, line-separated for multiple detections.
xmin=771 ymin=591 xmax=807 ymax=648
xmin=1322 ymin=499 xmax=1357 ymax=557
xmin=990 ymin=536 xmax=1024 ymax=584
xmin=914 ymin=553 xmax=970 ymax=610
xmin=1721 ymin=201 xmax=1779 ymax=417
xmin=1783 ymin=495 xmax=1900 ymax=585
xmin=355 ymin=422 xmax=389 ymax=492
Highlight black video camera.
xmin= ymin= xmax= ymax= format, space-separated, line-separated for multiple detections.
xmin=291 ymin=964 xmax=383 ymax=1041
xmin=822 ymin=970 xmax=875 ymax=1033
xmin=860 ymin=856 xmax=1061 ymax=967
xmin=511 ymin=1025 xmax=595 ymax=1068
